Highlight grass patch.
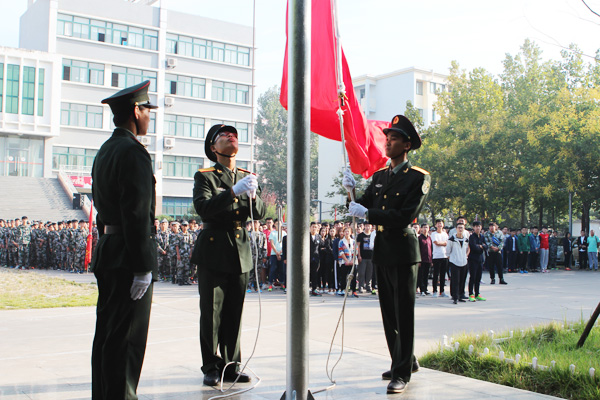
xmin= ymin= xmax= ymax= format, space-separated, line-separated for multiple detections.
xmin=0 ymin=267 xmax=97 ymax=309
xmin=420 ymin=321 xmax=600 ymax=400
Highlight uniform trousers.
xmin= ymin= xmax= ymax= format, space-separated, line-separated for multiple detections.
xmin=376 ymin=262 xmax=418 ymax=383
xmin=92 ymin=269 xmax=153 ymax=400
xmin=198 ymin=267 xmax=248 ymax=374
xmin=487 ymin=252 xmax=504 ymax=280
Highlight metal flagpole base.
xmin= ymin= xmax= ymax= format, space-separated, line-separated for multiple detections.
xmin=280 ymin=390 xmax=315 ymax=400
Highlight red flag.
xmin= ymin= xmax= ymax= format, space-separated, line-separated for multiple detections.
xmin=85 ymin=200 xmax=94 ymax=271
xmin=280 ymin=0 xmax=389 ymax=178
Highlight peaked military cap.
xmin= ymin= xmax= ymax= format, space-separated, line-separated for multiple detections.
xmin=205 ymin=124 xmax=238 ymax=162
xmin=181 ymin=220 xmax=189 ymax=226
xmin=383 ymin=115 xmax=422 ymax=150
xmin=101 ymin=80 xmax=158 ymax=115
xmin=161 ymin=218 xmax=168 ymax=223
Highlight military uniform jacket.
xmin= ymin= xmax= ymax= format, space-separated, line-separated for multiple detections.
xmin=191 ymin=162 xmax=266 ymax=274
xmin=90 ymin=128 xmax=158 ymax=278
xmin=355 ymin=161 xmax=430 ymax=266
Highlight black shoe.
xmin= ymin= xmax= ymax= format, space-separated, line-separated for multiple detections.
xmin=203 ymin=370 xmax=220 ymax=386
xmin=223 ymin=371 xmax=251 ymax=383
xmin=453 ymin=299 xmax=458 ymax=304
xmin=499 ymin=280 xmax=508 ymax=285
xmin=412 ymin=358 xmax=420 ymax=373
xmin=387 ymin=378 xmax=407 ymax=394
xmin=382 ymin=359 xmax=419 ymax=381
xmin=458 ymin=299 xmax=466 ymax=302
xmin=490 ymin=279 xmax=495 ymax=284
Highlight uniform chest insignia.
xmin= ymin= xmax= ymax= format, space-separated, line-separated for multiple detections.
xmin=422 ymin=180 xmax=430 ymax=194
xmin=375 ymin=184 xmax=383 ymax=188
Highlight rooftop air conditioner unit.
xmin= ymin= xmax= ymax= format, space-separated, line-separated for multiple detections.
xmin=139 ymin=136 xmax=152 ymax=146
xmin=166 ymin=58 xmax=177 ymax=68
xmin=164 ymin=96 xmax=175 ymax=107
xmin=164 ymin=137 xmax=175 ymax=149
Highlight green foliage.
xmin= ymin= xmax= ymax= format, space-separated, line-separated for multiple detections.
xmin=415 ymin=40 xmax=600 ymax=229
xmin=254 ymin=86 xmax=318 ymax=204
xmin=421 ymin=321 xmax=600 ymax=400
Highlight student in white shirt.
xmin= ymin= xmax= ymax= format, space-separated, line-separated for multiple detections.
xmin=447 ymin=223 xmax=470 ymax=304
xmin=430 ymin=219 xmax=449 ymax=298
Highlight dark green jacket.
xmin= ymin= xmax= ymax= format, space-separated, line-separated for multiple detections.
xmin=191 ymin=162 xmax=266 ymax=274
xmin=90 ymin=128 xmax=158 ymax=278
xmin=355 ymin=161 xmax=430 ymax=266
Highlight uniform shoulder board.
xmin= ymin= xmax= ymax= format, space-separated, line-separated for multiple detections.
xmin=411 ymin=166 xmax=430 ymax=175
xmin=238 ymin=167 xmax=255 ymax=175
xmin=375 ymin=166 xmax=388 ymax=174
xmin=198 ymin=167 xmax=216 ymax=173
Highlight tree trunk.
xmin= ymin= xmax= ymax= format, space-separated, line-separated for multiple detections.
xmin=582 ymin=200 xmax=591 ymax=234
xmin=538 ymin=201 xmax=543 ymax=228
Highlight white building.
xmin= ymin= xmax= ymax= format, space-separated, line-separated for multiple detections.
xmin=317 ymin=67 xmax=448 ymax=220
xmin=1 ymin=0 xmax=255 ymax=218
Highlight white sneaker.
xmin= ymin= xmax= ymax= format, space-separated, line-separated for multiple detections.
xmin=440 ymin=293 xmax=449 ymax=298
xmin=432 ymin=292 xmax=438 ymax=298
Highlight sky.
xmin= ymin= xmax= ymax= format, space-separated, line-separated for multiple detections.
xmin=3 ymin=0 xmax=600 ymax=98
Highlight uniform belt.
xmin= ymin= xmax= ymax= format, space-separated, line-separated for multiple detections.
xmin=202 ymin=221 xmax=243 ymax=231
xmin=104 ymin=225 xmax=122 ymax=234
xmin=377 ymin=225 xmax=411 ymax=233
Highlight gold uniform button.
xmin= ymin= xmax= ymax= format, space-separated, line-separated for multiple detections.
xmin=209 ymin=237 xmax=214 ymax=241
xmin=234 ymin=198 xmax=239 ymax=203
xmin=383 ymin=195 xmax=387 ymax=199
xmin=404 ymin=232 xmax=408 ymax=237
xmin=235 ymin=210 xmax=240 ymax=215
xmin=236 ymin=234 xmax=240 ymax=238
xmin=396 ymin=193 xmax=400 ymax=196
xmin=382 ymin=206 xmax=386 ymax=210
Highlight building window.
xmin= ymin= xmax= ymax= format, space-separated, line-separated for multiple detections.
xmin=166 ymin=33 xmax=250 ymax=66
xmin=37 ymin=69 xmax=44 ymax=116
xmin=57 ymin=13 xmax=158 ymax=51
xmin=22 ymin=67 xmax=36 ymax=116
xmin=0 ymin=63 xmax=4 ymax=111
xmin=430 ymin=82 xmax=436 ymax=94
xmin=212 ymin=120 xmax=249 ymax=143
xmin=164 ymin=114 xmax=205 ymax=139
xmin=111 ymin=66 xmax=157 ymax=92
xmin=165 ymin=74 xmax=205 ymax=98
xmin=52 ymin=146 xmax=98 ymax=170
xmin=163 ymin=155 xmax=203 ymax=178
xmin=162 ymin=197 xmax=194 ymax=219
xmin=61 ymin=102 xmax=103 ymax=129
xmin=6 ymin=64 xmax=20 ymax=114
xmin=418 ymin=108 xmax=424 ymax=119
xmin=211 ymin=81 xmax=249 ymax=105
xmin=237 ymin=160 xmax=249 ymax=170
xmin=432 ymin=109 xmax=436 ymax=121
xmin=416 ymin=81 xmax=423 ymax=96
xmin=63 ymin=59 xmax=104 ymax=85
xmin=148 ymin=112 xmax=156 ymax=134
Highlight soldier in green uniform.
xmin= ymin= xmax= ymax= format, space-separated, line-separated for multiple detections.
xmin=90 ymin=80 xmax=158 ymax=400
xmin=18 ymin=216 xmax=31 ymax=269
xmin=345 ymin=115 xmax=430 ymax=394
xmin=192 ymin=124 xmax=266 ymax=386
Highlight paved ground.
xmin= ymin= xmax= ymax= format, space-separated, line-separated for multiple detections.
xmin=1 ymin=267 xmax=598 ymax=399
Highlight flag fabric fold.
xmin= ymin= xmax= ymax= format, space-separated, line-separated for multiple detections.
xmin=280 ymin=0 xmax=389 ymax=178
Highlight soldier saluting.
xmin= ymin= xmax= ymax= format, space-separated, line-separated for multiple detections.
xmin=90 ymin=80 xmax=158 ymax=400
xmin=344 ymin=115 xmax=430 ymax=394
xmin=192 ymin=124 xmax=266 ymax=386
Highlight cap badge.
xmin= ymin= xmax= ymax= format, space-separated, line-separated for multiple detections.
xmin=392 ymin=116 xmax=399 ymax=124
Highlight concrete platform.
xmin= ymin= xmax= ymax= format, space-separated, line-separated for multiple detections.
xmin=2 ymin=267 xmax=598 ymax=399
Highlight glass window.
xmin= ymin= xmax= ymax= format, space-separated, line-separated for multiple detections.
xmin=60 ymin=102 xmax=103 ymax=129
xmin=212 ymin=120 xmax=249 ymax=143
xmin=165 ymin=33 xmax=250 ymax=66
xmin=22 ymin=67 xmax=35 ymax=116
xmin=162 ymin=197 xmax=194 ymax=219
xmin=430 ymin=82 xmax=436 ymax=93
xmin=164 ymin=114 xmax=205 ymax=138
xmin=211 ymin=81 xmax=249 ymax=105
xmin=148 ymin=112 xmax=156 ymax=134
xmin=163 ymin=155 xmax=203 ymax=178
xmin=111 ymin=65 xmax=156 ymax=92
xmin=165 ymin=74 xmax=205 ymax=98
xmin=6 ymin=64 xmax=19 ymax=114
xmin=63 ymin=59 xmax=104 ymax=85
xmin=37 ymin=69 xmax=44 ymax=116
xmin=237 ymin=161 xmax=249 ymax=170
xmin=52 ymin=146 xmax=97 ymax=170
xmin=418 ymin=108 xmax=424 ymax=119
xmin=0 ymin=63 xmax=4 ymax=111
xmin=416 ymin=81 xmax=423 ymax=96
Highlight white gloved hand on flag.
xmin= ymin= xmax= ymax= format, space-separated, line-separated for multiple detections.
xmin=342 ymin=168 xmax=356 ymax=192
xmin=347 ymin=201 xmax=367 ymax=219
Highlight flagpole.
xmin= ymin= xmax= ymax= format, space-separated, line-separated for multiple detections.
xmin=285 ymin=0 xmax=312 ymax=399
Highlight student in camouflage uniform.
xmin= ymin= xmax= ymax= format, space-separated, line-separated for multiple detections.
xmin=59 ymin=222 xmax=68 ymax=270
xmin=156 ymin=219 xmax=170 ymax=281
xmin=48 ymin=223 xmax=60 ymax=270
xmin=66 ymin=220 xmax=77 ymax=272
xmin=178 ymin=221 xmax=194 ymax=285
xmin=36 ymin=222 xmax=47 ymax=269
xmin=0 ymin=219 xmax=6 ymax=267
xmin=74 ymin=220 xmax=88 ymax=272
xmin=8 ymin=220 xmax=19 ymax=268
xmin=29 ymin=221 xmax=39 ymax=268
xmin=167 ymin=222 xmax=181 ymax=284
xmin=18 ymin=217 xmax=31 ymax=269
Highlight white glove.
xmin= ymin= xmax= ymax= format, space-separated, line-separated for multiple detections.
xmin=347 ymin=201 xmax=367 ymax=218
xmin=342 ymin=168 xmax=356 ymax=192
xmin=232 ymin=175 xmax=258 ymax=197
xmin=130 ymin=271 xmax=152 ymax=301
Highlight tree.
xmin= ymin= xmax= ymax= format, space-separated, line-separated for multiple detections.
xmin=254 ymin=86 xmax=318 ymax=204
